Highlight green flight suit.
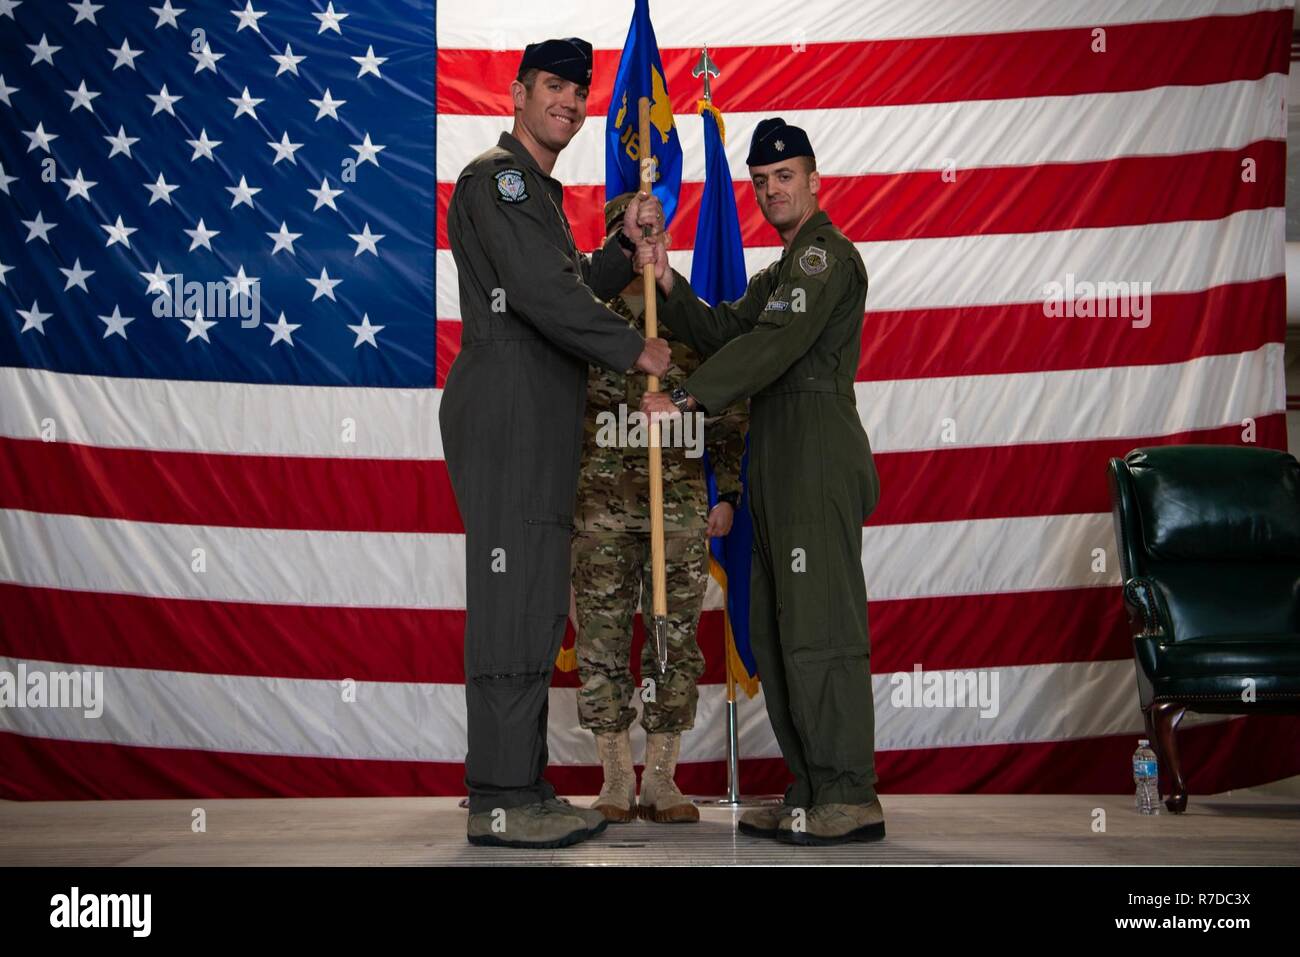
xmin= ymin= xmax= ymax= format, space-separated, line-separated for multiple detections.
xmin=658 ymin=209 xmax=881 ymax=807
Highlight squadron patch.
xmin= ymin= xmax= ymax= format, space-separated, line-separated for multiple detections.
xmin=494 ymin=169 xmax=529 ymax=203
xmin=798 ymin=245 xmax=829 ymax=276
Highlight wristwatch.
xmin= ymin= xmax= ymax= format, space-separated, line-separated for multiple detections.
xmin=669 ymin=387 xmax=693 ymax=414
xmin=718 ymin=492 xmax=740 ymax=508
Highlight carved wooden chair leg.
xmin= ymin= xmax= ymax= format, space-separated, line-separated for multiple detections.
xmin=1151 ymin=701 xmax=1188 ymax=813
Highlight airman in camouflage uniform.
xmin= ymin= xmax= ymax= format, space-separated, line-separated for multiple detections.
xmin=574 ymin=193 xmax=748 ymax=823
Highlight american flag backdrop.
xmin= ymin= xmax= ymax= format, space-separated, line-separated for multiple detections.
xmin=2 ymin=0 xmax=1299 ymax=799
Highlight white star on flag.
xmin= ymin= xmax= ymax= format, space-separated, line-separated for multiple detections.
xmin=151 ymin=1 xmax=185 ymax=29
xmin=191 ymin=43 xmax=224 ymax=74
xmin=101 ymin=215 xmax=137 ymax=249
xmin=141 ymin=262 xmax=174 ymax=295
xmin=268 ymin=132 xmax=303 ymax=165
xmin=62 ymin=168 xmax=97 ymax=202
xmin=349 ymin=223 xmax=385 ymax=256
xmin=310 ymin=88 xmax=345 ymax=121
xmin=352 ymin=45 xmax=387 ymax=79
xmin=28 ymin=35 xmax=62 ymax=67
xmin=306 ymin=267 xmax=342 ymax=301
xmin=267 ymin=222 xmax=301 ymax=255
xmin=18 ymin=301 xmax=52 ymax=335
xmin=0 ymin=162 xmax=15 ymax=194
xmin=226 ymin=266 xmax=259 ymax=301
xmin=230 ymin=86 xmax=264 ymax=120
xmin=349 ymin=314 xmax=383 ymax=348
xmin=187 ymin=128 xmax=221 ymax=161
xmin=0 ymin=260 xmax=15 ymax=286
xmin=105 ymin=125 xmax=139 ymax=159
xmin=350 ymin=133 xmax=385 ymax=167
xmin=226 ymin=175 xmax=262 ymax=209
xmin=267 ymin=312 xmax=300 ymax=346
xmin=108 ymin=38 xmax=144 ymax=70
xmin=144 ymin=172 xmax=179 ymax=206
xmin=22 ymin=211 xmax=57 ymax=244
xmin=0 ymin=1 xmax=23 ymax=21
xmin=69 ymin=2 xmax=102 ymax=26
xmin=59 ymin=258 xmax=94 ymax=293
xmin=0 ymin=75 xmax=17 ymax=107
xmin=232 ymin=1 xmax=266 ymax=32
xmin=308 ymin=177 xmax=343 ymax=212
xmin=184 ymin=218 xmax=220 ymax=252
xmin=98 ymin=306 xmax=135 ymax=340
xmin=148 ymin=84 xmax=182 ymax=116
xmin=66 ymin=79 xmax=101 ymax=113
xmin=313 ymin=2 xmax=348 ymax=34
xmin=23 ymin=122 xmax=58 ymax=154
xmin=181 ymin=308 xmax=216 ymax=343
xmin=271 ymin=43 xmax=305 ymax=77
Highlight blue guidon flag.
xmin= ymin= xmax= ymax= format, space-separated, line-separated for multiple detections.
xmin=604 ymin=0 xmax=681 ymax=224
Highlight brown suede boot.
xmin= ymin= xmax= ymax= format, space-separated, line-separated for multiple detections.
xmin=638 ymin=732 xmax=699 ymax=823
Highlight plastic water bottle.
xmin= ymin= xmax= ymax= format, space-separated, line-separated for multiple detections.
xmin=1133 ymin=739 xmax=1159 ymax=815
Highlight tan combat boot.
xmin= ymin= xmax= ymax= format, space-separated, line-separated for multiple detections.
xmin=776 ymin=799 xmax=886 ymax=846
xmin=638 ymin=732 xmax=699 ymax=823
xmin=737 ymin=803 xmax=793 ymax=839
xmin=591 ymin=730 xmax=637 ymax=822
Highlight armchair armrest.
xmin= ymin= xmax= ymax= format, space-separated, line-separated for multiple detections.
xmin=1122 ymin=576 xmax=1174 ymax=642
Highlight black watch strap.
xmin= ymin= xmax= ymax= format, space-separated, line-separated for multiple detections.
xmin=615 ymin=229 xmax=637 ymax=254
xmin=718 ymin=492 xmax=740 ymax=508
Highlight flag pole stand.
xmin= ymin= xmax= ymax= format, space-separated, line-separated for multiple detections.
xmin=685 ymin=45 xmax=780 ymax=811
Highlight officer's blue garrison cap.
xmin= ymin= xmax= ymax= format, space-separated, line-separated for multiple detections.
xmin=518 ymin=37 xmax=593 ymax=86
xmin=746 ymin=117 xmax=815 ymax=166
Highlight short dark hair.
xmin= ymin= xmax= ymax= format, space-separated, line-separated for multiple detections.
xmin=515 ymin=67 xmax=540 ymax=90
xmin=802 ymin=155 xmax=818 ymax=174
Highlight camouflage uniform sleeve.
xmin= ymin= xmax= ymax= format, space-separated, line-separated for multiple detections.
xmin=683 ymin=246 xmax=852 ymax=415
xmin=704 ymin=402 xmax=748 ymax=501
xmin=581 ymin=234 xmax=636 ymax=302
xmin=463 ymin=171 xmax=643 ymax=373
xmin=657 ymin=266 xmax=779 ymax=358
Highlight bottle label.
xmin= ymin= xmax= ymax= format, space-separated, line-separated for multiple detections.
xmin=1133 ymin=760 xmax=1157 ymax=776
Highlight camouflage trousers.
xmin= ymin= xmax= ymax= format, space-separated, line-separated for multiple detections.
xmin=572 ymin=530 xmax=709 ymax=734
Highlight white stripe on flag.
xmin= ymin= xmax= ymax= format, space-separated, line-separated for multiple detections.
xmin=438 ymin=207 xmax=1284 ymax=316
xmin=1 ymin=344 xmax=1281 ymax=460
xmin=0 ymin=510 xmax=1117 ymax=607
xmin=434 ymin=75 xmax=1286 ymax=182
xmin=0 ymin=655 xmax=1230 ymax=762
xmin=436 ymin=0 xmax=1288 ymax=49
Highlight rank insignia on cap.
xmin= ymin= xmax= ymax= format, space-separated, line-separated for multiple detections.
xmin=798 ymin=245 xmax=829 ymax=275
xmin=774 ymin=140 xmax=785 ymax=152
xmin=494 ymin=168 xmax=529 ymax=203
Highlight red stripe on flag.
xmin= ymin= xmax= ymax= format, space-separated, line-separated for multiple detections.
xmin=870 ymin=415 xmax=1288 ymax=527
xmin=437 ymin=142 xmax=1286 ymax=251
xmin=6 ymin=714 xmax=1300 ymax=800
xmin=436 ymin=11 xmax=1290 ymax=115
xmin=859 ymin=279 xmax=1285 ymax=382
xmin=0 ymin=416 xmax=1282 ymax=537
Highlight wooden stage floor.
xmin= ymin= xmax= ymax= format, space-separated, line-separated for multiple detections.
xmin=3 ymin=789 xmax=1298 ymax=866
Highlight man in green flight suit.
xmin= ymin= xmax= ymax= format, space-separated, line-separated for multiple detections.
xmin=442 ymin=37 xmax=671 ymax=849
xmin=640 ymin=118 xmax=884 ymax=845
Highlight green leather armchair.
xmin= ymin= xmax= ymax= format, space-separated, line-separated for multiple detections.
xmin=1108 ymin=446 xmax=1300 ymax=813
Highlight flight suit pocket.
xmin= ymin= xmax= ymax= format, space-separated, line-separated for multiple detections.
xmin=523 ymin=513 xmax=574 ymax=620
xmin=757 ymin=283 xmax=797 ymax=328
xmin=787 ymin=645 xmax=874 ymax=765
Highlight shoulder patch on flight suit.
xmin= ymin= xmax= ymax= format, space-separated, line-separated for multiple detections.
xmin=494 ymin=168 xmax=529 ymax=203
xmin=798 ymin=244 xmax=829 ymax=276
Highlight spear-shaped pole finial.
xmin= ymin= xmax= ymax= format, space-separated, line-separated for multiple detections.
xmin=692 ymin=46 xmax=720 ymax=102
